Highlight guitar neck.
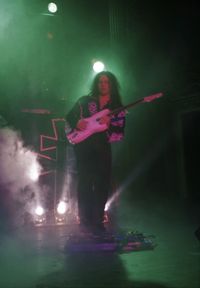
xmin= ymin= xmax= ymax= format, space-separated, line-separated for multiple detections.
xmin=108 ymin=98 xmax=143 ymax=117
xmin=108 ymin=92 xmax=163 ymax=116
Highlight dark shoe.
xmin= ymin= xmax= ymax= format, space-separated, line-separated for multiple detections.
xmin=79 ymin=221 xmax=93 ymax=234
xmin=92 ymin=223 xmax=106 ymax=235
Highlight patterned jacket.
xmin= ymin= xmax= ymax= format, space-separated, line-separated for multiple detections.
xmin=65 ymin=95 xmax=126 ymax=143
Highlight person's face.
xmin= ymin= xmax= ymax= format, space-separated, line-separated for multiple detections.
xmin=98 ymin=75 xmax=111 ymax=95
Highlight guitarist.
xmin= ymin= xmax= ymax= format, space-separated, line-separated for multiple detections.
xmin=65 ymin=71 xmax=126 ymax=233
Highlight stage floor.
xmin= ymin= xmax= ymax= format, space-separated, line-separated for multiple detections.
xmin=0 ymin=201 xmax=199 ymax=288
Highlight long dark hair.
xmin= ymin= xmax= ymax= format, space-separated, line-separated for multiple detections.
xmin=89 ymin=71 xmax=123 ymax=109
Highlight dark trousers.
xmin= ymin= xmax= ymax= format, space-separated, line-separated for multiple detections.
xmin=74 ymin=134 xmax=111 ymax=226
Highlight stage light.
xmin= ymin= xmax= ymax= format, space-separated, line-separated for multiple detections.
xmin=34 ymin=206 xmax=46 ymax=226
xmin=35 ymin=206 xmax=45 ymax=216
xmin=57 ymin=201 xmax=67 ymax=215
xmin=55 ymin=201 xmax=67 ymax=225
xmin=103 ymin=211 xmax=109 ymax=223
xmin=93 ymin=61 xmax=105 ymax=73
xmin=104 ymin=202 xmax=110 ymax=212
xmin=48 ymin=2 xmax=57 ymax=13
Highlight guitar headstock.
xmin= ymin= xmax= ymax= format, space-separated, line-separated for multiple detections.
xmin=143 ymin=92 xmax=163 ymax=103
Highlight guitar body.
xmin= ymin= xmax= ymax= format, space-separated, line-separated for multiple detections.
xmin=67 ymin=109 xmax=110 ymax=144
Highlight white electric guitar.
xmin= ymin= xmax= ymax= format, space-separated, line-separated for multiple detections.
xmin=66 ymin=92 xmax=163 ymax=144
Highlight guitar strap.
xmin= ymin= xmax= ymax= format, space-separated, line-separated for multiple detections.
xmin=78 ymin=100 xmax=83 ymax=119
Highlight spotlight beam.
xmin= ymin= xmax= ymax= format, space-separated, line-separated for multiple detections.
xmin=105 ymin=132 xmax=169 ymax=210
